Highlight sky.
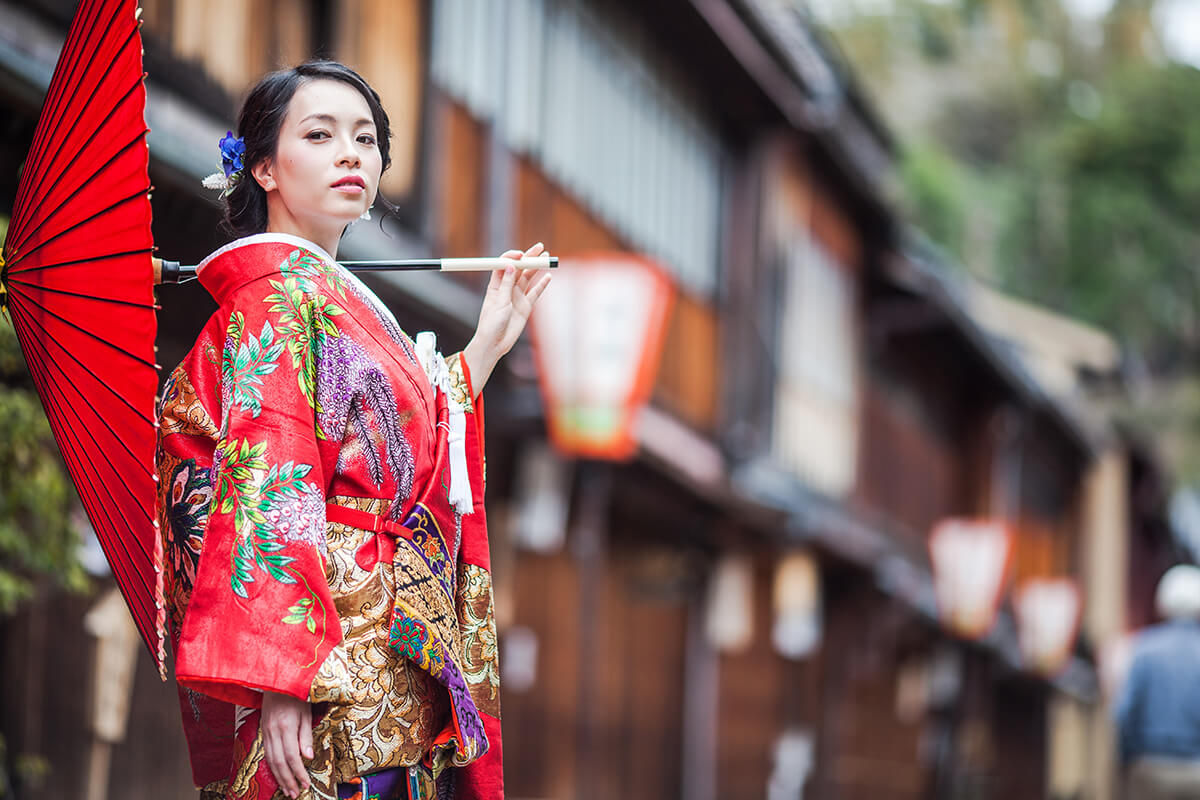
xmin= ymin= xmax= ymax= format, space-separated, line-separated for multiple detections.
xmin=1153 ymin=0 xmax=1200 ymax=67
xmin=806 ymin=0 xmax=1200 ymax=67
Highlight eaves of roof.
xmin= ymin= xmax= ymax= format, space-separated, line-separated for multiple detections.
xmin=688 ymin=0 xmax=894 ymax=212
xmin=731 ymin=455 xmax=1098 ymax=702
xmin=888 ymin=234 xmax=1099 ymax=460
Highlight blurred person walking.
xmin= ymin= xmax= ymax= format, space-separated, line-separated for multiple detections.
xmin=1116 ymin=565 xmax=1200 ymax=799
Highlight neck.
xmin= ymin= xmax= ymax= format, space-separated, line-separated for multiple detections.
xmin=264 ymin=201 xmax=344 ymax=260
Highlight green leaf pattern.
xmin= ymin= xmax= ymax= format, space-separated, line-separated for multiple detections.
xmin=222 ymin=313 xmax=285 ymax=418
xmin=283 ymin=596 xmax=318 ymax=634
xmin=213 ymin=249 xmax=349 ymax=632
xmin=263 ymin=252 xmax=346 ymax=438
xmin=213 ymin=435 xmax=324 ymax=600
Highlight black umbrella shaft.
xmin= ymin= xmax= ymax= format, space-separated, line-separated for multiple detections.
xmin=158 ymin=256 xmax=558 ymax=284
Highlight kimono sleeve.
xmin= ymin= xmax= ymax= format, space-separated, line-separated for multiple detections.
xmin=446 ymin=352 xmax=505 ymax=799
xmin=175 ymin=286 xmax=341 ymax=708
xmin=445 ymin=351 xmax=484 ymax=482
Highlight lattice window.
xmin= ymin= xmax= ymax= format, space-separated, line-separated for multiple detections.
xmin=431 ymin=0 xmax=725 ymax=295
xmin=772 ymin=233 xmax=859 ymax=496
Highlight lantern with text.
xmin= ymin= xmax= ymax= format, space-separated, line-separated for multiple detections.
xmin=1014 ymin=577 xmax=1082 ymax=676
xmin=529 ymin=254 xmax=675 ymax=460
xmin=929 ymin=519 xmax=1013 ymax=639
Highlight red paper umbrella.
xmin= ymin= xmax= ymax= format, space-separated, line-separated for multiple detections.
xmin=0 ymin=0 xmax=161 ymax=666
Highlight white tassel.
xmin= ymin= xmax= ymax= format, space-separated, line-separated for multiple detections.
xmin=415 ymin=332 xmax=439 ymax=384
xmin=446 ymin=401 xmax=474 ymax=515
xmin=201 ymin=171 xmax=229 ymax=191
xmin=415 ymin=332 xmax=474 ymax=515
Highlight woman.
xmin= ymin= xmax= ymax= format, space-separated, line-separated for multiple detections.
xmin=155 ymin=60 xmax=549 ymax=800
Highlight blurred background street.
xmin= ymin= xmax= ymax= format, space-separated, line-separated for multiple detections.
xmin=3 ymin=0 xmax=1200 ymax=798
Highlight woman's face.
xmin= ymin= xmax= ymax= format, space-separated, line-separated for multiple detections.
xmin=252 ymin=78 xmax=382 ymax=253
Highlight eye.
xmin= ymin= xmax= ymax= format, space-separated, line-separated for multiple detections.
xmin=306 ymin=130 xmax=330 ymax=141
xmin=358 ymin=133 xmax=377 ymax=146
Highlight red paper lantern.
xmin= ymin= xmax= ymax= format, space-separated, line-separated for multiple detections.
xmin=529 ymin=253 xmax=675 ymax=460
xmin=928 ymin=519 xmax=1013 ymax=639
xmin=1014 ymin=577 xmax=1082 ymax=676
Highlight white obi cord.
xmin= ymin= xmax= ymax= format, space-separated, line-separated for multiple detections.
xmin=415 ymin=332 xmax=474 ymax=515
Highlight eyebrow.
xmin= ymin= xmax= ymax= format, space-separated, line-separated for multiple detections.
xmin=298 ymin=113 xmax=375 ymax=128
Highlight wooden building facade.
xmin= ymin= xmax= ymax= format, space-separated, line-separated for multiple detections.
xmin=0 ymin=1 xmax=1168 ymax=799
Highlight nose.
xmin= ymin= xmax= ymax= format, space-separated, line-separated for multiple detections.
xmin=335 ymin=132 xmax=361 ymax=168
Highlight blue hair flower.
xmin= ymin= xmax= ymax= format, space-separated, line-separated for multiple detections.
xmin=218 ymin=131 xmax=246 ymax=178
xmin=203 ymin=132 xmax=246 ymax=194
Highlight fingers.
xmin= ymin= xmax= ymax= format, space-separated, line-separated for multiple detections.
xmin=487 ymin=267 xmax=505 ymax=292
xmin=283 ymin=713 xmax=310 ymax=793
xmin=264 ymin=726 xmax=300 ymax=797
xmin=527 ymin=271 xmax=553 ymax=306
xmin=500 ymin=260 xmax=519 ymax=292
xmin=499 ymin=243 xmax=547 ymax=263
xmin=262 ymin=693 xmax=311 ymax=798
xmin=300 ymin=705 xmax=314 ymax=760
xmin=493 ymin=244 xmax=549 ymax=296
xmin=517 ymin=248 xmax=551 ymax=292
xmin=516 ymin=269 xmax=537 ymax=293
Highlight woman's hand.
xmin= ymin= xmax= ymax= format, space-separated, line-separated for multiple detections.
xmin=261 ymin=690 xmax=314 ymax=798
xmin=463 ymin=242 xmax=553 ymax=395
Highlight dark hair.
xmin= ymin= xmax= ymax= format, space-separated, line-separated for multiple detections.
xmin=223 ymin=60 xmax=397 ymax=238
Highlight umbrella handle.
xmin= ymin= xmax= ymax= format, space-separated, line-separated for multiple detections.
xmin=152 ymin=258 xmax=181 ymax=285
xmin=155 ymin=256 xmax=558 ymax=284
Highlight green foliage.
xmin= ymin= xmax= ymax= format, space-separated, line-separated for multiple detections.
xmin=899 ymin=142 xmax=968 ymax=256
xmin=825 ymin=1 xmax=1200 ymax=478
xmin=880 ymin=27 xmax=1200 ymax=369
xmin=995 ymin=64 xmax=1200 ymax=365
xmin=0 ymin=317 xmax=88 ymax=614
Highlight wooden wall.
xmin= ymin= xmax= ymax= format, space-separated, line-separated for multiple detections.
xmin=507 ymin=114 xmax=720 ymax=432
xmin=814 ymin=579 xmax=930 ymax=800
xmin=335 ymin=0 xmax=426 ymax=205
xmin=989 ymin=678 xmax=1049 ymax=799
xmin=0 ymin=587 xmax=194 ymax=800
xmin=435 ymin=97 xmax=488 ymax=258
xmin=716 ymin=554 xmax=822 ymax=799
xmin=656 ymin=293 xmax=720 ymax=432
xmin=857 ymin=379 xmax=964 ymax=546
xmin=854 ymin=325 xmax=993 ymax=538
xmin=141 ymin=0 xmax=312 ymax=93
xmin=502 ymin=547 xmax=689 ymax=800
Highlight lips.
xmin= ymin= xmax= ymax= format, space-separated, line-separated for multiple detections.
xmin=332 ymin=175 xmax=366 ymax=190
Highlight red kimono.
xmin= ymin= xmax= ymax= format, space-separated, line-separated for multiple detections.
xmin=154 ymin=233 xmax=502 ymax=799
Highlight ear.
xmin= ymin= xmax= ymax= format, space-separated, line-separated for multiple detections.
xmin=250 ymin=158 xmax=276 ymax=192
